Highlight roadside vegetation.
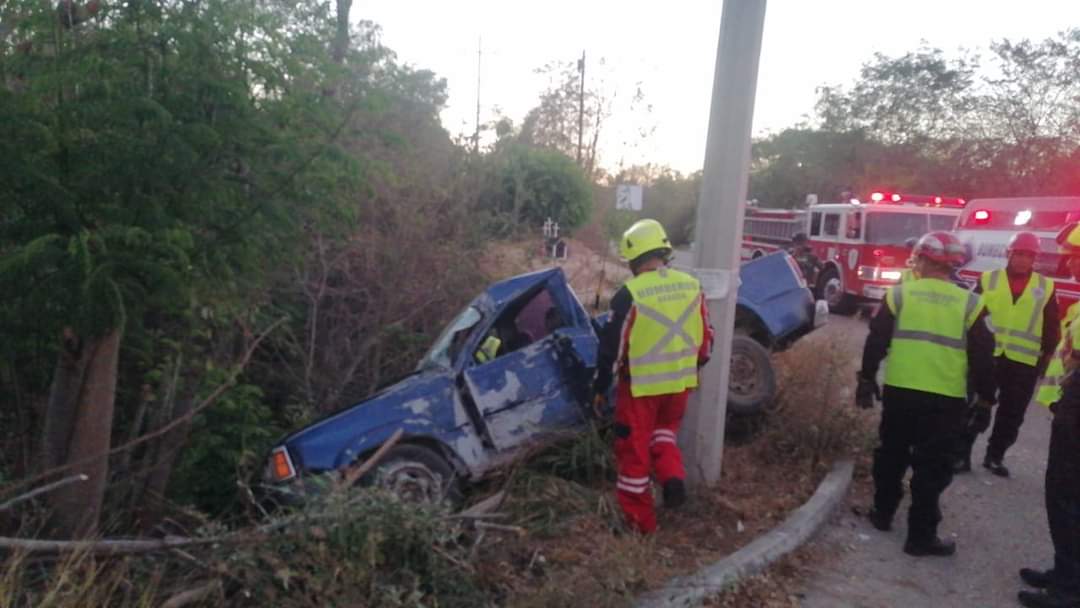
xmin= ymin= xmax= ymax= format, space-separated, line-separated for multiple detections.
xmin=0 ymin=1 xmax=1075 ymax=604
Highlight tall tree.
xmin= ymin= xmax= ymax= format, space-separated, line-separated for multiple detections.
xmin=0 ymin=0 xmax=358 ymax=536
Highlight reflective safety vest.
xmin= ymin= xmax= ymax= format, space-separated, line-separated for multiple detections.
xmin=980 ymin=270 xmax=1053 ymax=366
xmin=475 ymin=335 xmax=501 ymax=363
xmin=624 ymin=268 xmax=705 ymax=397
xmin=884 ymin=277 xmax=983 ymax=398
xmin=1036 ymin=301 xmax=1080 ymax=407
xmin=899 ymin=269 xmax=919 ymax=284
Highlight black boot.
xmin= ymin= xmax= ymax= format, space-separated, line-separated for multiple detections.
xmin=1017 ymin=588 xmax=1080 ymax=608
xmin=662 ymin=478 xmax=686 ymax=509
xmin=1020 ymin=568 xmax=1055 ymax=589
xmin=903 ymin=536 xmax=956 ymax=557
xmin=983 ymin=455 xmax=1010 ymax=477
xmin=868 ymin=507 xmax=893 ymax=532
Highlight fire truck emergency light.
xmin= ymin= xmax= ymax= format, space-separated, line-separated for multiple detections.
xmin=973 ymin=209 xmax=991 ymax=222
xmin=871 ymin=192 xmax=885 ymax=202
xmin=1015 ymin=210 xmax=1032 ymax=226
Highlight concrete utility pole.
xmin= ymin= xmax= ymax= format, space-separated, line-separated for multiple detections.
xmin=683 ymin=0 xmax=767 ymax=486
xmin=474 ymin=36 xmax=482 ymax=154
xmin=576 ymin=50 xmax=585 ymax=166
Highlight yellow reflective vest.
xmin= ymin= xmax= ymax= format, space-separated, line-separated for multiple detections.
xmin=884 ymin=277 xmax=984 ymax=398
xmin=1036 ymin=301 xmax=1080 ymax=407
xmin=980 ymin=270 xmax=1053 ymax=366
xmin=624 ymin=268 xmax=705 ymax=397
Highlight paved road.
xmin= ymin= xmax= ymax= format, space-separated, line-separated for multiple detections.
xmin=797 ymin=315 xmax=1054 ymax=608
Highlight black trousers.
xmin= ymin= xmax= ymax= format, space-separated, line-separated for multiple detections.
xmin=958 ymin=355 xmax=1040 ymax=462
xmin=1046 ymin=377 xmax=1080 ymax=594
xmin=873 ymin=386 xmax=966 ymax=542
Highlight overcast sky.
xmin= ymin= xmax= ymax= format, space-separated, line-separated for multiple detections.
xmin=356 ymin=0 xmax=1080 ymax=173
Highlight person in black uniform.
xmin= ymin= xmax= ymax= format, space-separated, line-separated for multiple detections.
xmin=856 ymin=232 xmax=997 ymax=557
xmin=1017 ymin=224 xmax=1080 ymax=608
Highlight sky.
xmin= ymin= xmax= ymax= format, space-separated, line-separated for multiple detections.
xmin=356 ymin=0 xmax=1080 ymax=174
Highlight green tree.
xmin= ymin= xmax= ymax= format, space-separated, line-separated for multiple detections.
xmin=0 ymin=0 xmax=359 ymax=536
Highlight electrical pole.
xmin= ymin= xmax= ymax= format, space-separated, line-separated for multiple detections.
xmin=576 ymin=50 xmax=585 ymax=167
xmin=682 ymin=0 xmax=767 ymax=486
xmin=474 ymin=36 xmax=482 ymax=154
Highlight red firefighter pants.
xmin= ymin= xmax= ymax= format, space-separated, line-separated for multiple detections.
xmin=613 ymin=380 xmax=689 ymax=533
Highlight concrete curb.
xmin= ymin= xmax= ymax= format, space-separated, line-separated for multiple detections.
xmin=635 ymin=459 xmax=855 ymax=608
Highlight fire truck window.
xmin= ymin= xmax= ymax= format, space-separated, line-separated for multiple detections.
xmin=810 ymin=212 xmax=822 ymax=236
xmin=845 ymin=212 xmax=862 ymax=239
xmin=823 ymin=214 xmax=840 ymax=237
xmin=865 ymin=213 xmax=930 ymax=245
xmin=930 ymin=214 xmax=957 ymax=231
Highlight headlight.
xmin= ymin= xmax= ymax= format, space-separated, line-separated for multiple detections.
xmin=880 ymin=270 xmax=903 ymax=281
xmin=858 ymin=266 xmax=903 ymax=282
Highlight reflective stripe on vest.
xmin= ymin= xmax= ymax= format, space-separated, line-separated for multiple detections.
xmin=981 ymin=270 xmax=1052 ymax=366
xmin=884 ymin=278 xmax=982 ymax=398
xmin=1037 ymin=301 xmax=1080 ymax=407
xmin=625 ymin=268 xmax=704 ymax=397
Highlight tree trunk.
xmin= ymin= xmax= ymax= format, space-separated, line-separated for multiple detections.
xmin=48 ymin=328 xmax=121 ymax=539
xmin=40 ymin=328 xmax=87 ymax=473
xmin=137 ymin=381 xmax=197 ymax=533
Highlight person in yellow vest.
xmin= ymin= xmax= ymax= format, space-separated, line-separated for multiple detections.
xmin=955 ymin=231 xmax=1059 ymax=476
xmin=855 ymin=231 xmax=997 ymax=557
xmin=591 ymin=219 xmax=714 ymax=534
xmin=1017 ymin=224 xmax=1080 ymax=608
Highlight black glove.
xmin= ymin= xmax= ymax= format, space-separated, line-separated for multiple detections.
xmin=855 ymin=373 xmax=881 ymax=409
xmin=965 ymin=400 xmax=993 ymax=435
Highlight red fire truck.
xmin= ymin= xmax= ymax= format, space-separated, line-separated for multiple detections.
xmin=953 ymin=196 xmax=1080 ymax=309
xmin=741 ymin=207 xmax=807 ymax=260
xmin=742 ymin=193 xmax=966 ymax=312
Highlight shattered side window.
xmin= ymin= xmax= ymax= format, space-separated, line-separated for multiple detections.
xmin=417 ymin=306 xmax=482 ymax=370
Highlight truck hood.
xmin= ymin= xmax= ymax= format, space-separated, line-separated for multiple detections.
xmin=281 ymin=369 xmax=461 ymax=470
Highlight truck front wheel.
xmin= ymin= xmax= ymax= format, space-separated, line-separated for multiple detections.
xmin=817 ymin=267 xmax=854 ymax=315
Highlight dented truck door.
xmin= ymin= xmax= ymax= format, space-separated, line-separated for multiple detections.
xmin=461 ymin=333 xmax=585 ymax=452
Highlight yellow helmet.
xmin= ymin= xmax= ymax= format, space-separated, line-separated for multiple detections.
xmin=1057 ymin=223 xmax=1080 ymax=254
xmin=620 ymin=219 xmax=672 ymax=263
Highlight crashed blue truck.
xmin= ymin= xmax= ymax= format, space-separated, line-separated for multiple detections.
xmin=260 ymin=252 xmax=826 ymax=503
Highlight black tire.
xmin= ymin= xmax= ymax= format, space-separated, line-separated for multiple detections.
xmin=817 ymin=267 xmax=854 ymax=315
xmin=726 ymin=334 xmax=778 ymax=417
xmin=370 ymin=444 xmax=462 ymax=505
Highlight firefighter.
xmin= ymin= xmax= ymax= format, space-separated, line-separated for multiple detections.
xmin=855 ymin=231 xmax=997 ymax=557
xmin=592 ymin=219 xmax=713 ymax=534
xmin=1017 ymin=225 xmax=1080 ymax=608
xmin=956 ymin=231 xmax=1059 ymax=475
xmin=788 ymin=232 xmax=822 ymax=286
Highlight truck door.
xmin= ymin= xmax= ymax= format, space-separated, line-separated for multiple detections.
xmin=461 ymin=287 xmax=585 ymax=452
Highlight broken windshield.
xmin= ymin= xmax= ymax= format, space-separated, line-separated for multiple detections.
xmin=417 ymin=305 xmax=483 ymax=370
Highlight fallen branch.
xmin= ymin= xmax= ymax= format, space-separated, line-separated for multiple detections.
xmin=0 ymin=474 xmax=87 ymax=512
xmin=160 ymin=580 xmax=222 ymax=608
xmin=338 ymin=428 xmax=404 ymax=489
xmin=474 ymin=521 xmax=526 ymax=536
xmin=0 ymin=534 xmax=248 ymax=556
xmin=455 ymin=490 xmax=506 ymax=519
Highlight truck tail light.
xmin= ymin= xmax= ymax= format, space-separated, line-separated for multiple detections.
xmin=270 ymin=447 xmax=296 ymax=481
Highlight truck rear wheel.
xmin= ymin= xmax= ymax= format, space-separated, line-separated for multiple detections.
xmin=726 ymin=333 xmax=777 ymax=417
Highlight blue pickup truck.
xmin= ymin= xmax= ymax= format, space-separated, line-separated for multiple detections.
xmin=261 ymin=252 xmax=825 ymax=503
